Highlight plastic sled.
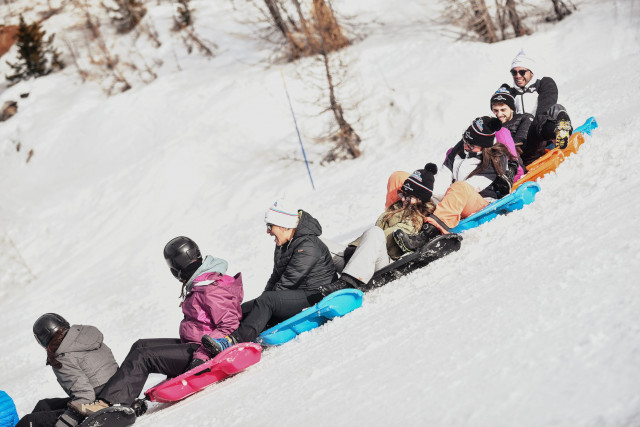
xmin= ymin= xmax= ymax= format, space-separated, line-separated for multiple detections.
xmin=450 ymin=182 xmax=540 ymax=234
xmin=144 ymin=342 xmax=262 ymax=403
xmin=78 ymin=406 xmax=135 ymax=427
xmin=363 ymin=233 xmax=463 ymax=291
xmin=512 ymin=117 xmax=598 ymax=190
xmin=257 ymin=289 xmax=363 ymax=346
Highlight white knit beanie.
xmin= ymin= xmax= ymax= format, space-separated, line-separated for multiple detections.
xmin=265 ymin=199 xmax=300 ymax=229
xmin=510 ymin=49 xmax=535 ymax=73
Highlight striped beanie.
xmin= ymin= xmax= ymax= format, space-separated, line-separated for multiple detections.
xmin=401 ymin=163 xmax=438 ymax=203
xmin=490 ymin=88 xmax=516 ymax=112
xmin=464 ymin=116 xmax=502 ymax=148
xmin=265 ymin=199 xmax=300 ymax=229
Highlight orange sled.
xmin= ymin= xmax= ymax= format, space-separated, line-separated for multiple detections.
xmin=512 ymin=132 xmax=585 ymax=191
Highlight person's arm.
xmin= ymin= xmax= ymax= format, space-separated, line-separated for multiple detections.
xmin=264 ymin=261 xmax=280 ymax=292
xmin=54 ymin=358 xmax=96 ymax=404
xmin=535 ymin=77 xmax=558 ymax=117
xmin=194 ymin=286 xmax=241 ymax=360
xmin=271 ymin=239 xmax=321 ymax=290
xmin=495 ymin=128 xmax=517 ymax=156
xmin=513 ymin=113 xmax=533 ymax=144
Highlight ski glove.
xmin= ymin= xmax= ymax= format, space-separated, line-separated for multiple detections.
xmin=131 ymin=399 xmax=148 ymax=417
xmin=187 ymin=358 xmax=206 ymax=371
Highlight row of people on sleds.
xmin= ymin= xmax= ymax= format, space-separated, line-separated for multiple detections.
xmin=14 ymin=49 xmax=573 ymax=427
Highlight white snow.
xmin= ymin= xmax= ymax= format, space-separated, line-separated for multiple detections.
xmin=1 ymin=0 xmax=640 ymax=426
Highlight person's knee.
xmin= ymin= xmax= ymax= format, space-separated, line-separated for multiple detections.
xmin=129 ymin=339 xmax=147 ymax=352
xmin=32 ymin=400 xmax=52 ymax=412
xmin=363 ymin=225 xmax=384 ymax=239
xmin=449 ymin=180 xmax=474 ymax=195
xmin=546 ymin=104 xmax=568 ymax=120
xmin=256 ymin=291 xmax=277 ymax=306
xmin=359 ymin=226 xmax=385 ymax=247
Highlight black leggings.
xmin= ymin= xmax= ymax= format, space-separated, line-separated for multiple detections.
xmin=234 ymin=289 xmax=319 ymax=342
xmin=98 ymin=338 xmax=199 ymax=406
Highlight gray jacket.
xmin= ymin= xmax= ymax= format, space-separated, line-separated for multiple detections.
xmin=52 ymin=325 xmax=118 ymax=403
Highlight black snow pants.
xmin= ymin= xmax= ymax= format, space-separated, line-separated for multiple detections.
xmin=98 ymin=338 xmax=200 ymax=406
xmin=16 ymin=396 xmax=87 ymax=427
xmin=522 ymin=104 xmax=571 ymax=165
xmin=233 ymin=289 xmax=320 ymax=342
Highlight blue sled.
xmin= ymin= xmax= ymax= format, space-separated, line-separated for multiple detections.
xmin=450 ymin=182 xmax=541 ymax=234
xmin=257 ymin=289 xmax=364 ymax=346
xmin=573 ymin=116 xmax=598 ymax=136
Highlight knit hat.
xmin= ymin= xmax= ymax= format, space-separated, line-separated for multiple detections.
xmin=265 ymin=199 xmax=300 ymax=229
xmin=401 ymin=163 xmax=438 ymax=203
xmin=510 ymin=49 xmax=535 ymax=73
xmin=490 ymin=88 xmax=515 ymax=112
xmin=463 ymin=116 xmax=502 ymax=148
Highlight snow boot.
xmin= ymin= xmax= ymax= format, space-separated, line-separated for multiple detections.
xmin=554 ymin=111 xmax=572 ymax=150
xmin=393 ymin=223 xmax=442 ymax=253
xmin=202 ymin=335 xmax=237 ymax=357
xmin=69 ymin=399 xmax=110 ymax=416
xmin=318 ymin=273 xmax=362 ymax=297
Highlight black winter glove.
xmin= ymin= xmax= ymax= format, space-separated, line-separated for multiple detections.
xmin=187 ymin=357 xmax=206 ymax=371
xmin=505 ymin=160 xmax=518 ymax=183
xmin=131 ymin=399 xmax=148 ymax=417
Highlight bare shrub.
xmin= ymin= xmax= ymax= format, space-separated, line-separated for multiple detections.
xmin=101 ymin=0 xmax=147 ymax=34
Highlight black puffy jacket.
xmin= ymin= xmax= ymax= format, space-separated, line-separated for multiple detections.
xmin=502 ymin=113 xmax=534 ymax=145
xmin=264 ymin=211 xmax=338 ymax=292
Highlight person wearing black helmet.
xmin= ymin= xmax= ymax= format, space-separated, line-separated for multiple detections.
xmin=16 ymin=314 xmax=118 ymax=427
xmin=78 ymin=237 xmax=243 ymax=415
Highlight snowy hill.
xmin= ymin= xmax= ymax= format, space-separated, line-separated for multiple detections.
xmin=1 ymin=0 xmax=640 ymax=425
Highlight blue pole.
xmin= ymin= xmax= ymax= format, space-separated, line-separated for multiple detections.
xmin=280 ymin=69 xmax=316 ymax=190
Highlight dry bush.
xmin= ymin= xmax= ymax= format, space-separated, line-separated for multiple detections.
xmin=263 ymin=0 xmax=350 ymax=60
xmin=101 ymin=0 xmax=147 ymax=34
xmin=172 ymin=0 xmax=217 ymax=58
xmin=259 ymin=0 xmax=361 ymax=161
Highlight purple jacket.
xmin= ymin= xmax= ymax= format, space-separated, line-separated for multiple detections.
xmin=495 ymin=127 xmax=525 ymax=181
xmin=180 ymin=272 xmax=244 ymax=360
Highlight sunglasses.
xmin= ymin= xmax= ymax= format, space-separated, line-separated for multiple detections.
xmin=266 ymin=223 xmax=274 ymax=232
xmin=464 ymin=140 xmax=480 ymax=150
xmin=510 ymin=69 xmax=528 ymax=77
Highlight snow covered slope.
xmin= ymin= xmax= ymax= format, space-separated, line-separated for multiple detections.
xmin=1 ymin=0 xmax=639 ymax=426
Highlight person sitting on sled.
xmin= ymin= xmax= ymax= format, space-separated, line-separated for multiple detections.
xmin=498 ymin=50 xmax=572 ymax=166
xmin=71 ymin=237 xmax=243 ymax=417
xmin=0 ymin=390 xmax=19 ymax=427
xmin=489 ymin=90 xmax=528 ymax=181
xmin=201 ymin=199 xmax=337 ymax=356
xmin=317 ymin=164 xmax=439 ymax=292
xmin=393 ymin=116 xmax=517 ymax=252
xmin=16 ymin=314 xmax=118 ymax=427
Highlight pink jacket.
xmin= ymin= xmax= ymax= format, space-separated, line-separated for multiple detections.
xmin=495 ymin=127 xmax=524 ymax=181
xmin=179 ymin=272 xmax=244 ymax=360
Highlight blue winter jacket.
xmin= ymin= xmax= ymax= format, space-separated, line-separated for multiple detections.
xmin=0 ymin=391 xmax=19 ymax=427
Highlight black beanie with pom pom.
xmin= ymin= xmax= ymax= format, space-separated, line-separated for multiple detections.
xmin=401 ymin=163 xmax=438 ymax=203
xmin=463 ymin=116 xmax=502 ymax=148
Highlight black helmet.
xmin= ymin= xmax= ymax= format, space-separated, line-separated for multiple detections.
xmin=33 ymin=313 xmax=70 ymax=348
xmin=164 ymin=236 xmax=202 ymax=281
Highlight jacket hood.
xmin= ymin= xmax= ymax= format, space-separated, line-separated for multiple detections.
xmin=293 ymin=210 xmax=322 ymax=238
xmin=56 ymin=325 xmax=103 ymax=355
xmin=184 ymin=255 xmax=228 ymax=296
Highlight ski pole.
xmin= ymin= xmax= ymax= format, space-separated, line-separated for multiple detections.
xmin=280 ymin=68 xmax=316 ymax=191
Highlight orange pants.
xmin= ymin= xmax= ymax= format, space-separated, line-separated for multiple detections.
xmin=426 ymin=181 xmax=489 ymax=233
